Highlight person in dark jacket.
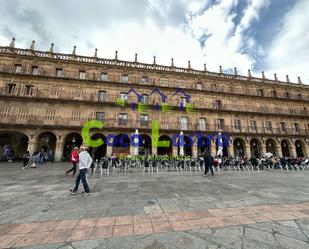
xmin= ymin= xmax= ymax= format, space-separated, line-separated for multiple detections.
xmin=204 ymin=149 xmax=214 ymax=175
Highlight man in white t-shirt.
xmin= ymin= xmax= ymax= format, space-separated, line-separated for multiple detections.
xmin=70 ymin=145 xmax=93 ymax=196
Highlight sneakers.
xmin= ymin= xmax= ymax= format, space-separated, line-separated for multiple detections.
xmin=84 ymin=192 xmax=90 ymax=196
xmin=71 ymin=191 xmax=77 ymax=195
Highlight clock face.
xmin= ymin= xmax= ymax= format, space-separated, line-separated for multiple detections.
xmin=134 ymin=137 xmax=139 ymax=144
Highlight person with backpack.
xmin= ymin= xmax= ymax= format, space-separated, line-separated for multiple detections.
xmin=66 ymin=147 xmax=79 ymax=176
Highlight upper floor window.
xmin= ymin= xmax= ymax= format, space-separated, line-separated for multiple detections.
xmin=45 ymin=109 xmax=56 ymax=120
xmin=100 ymin=73 xmax=108 ymax=81
xmin=120 ymin=92 xmax=128 ymax=102
xmin=258 ymin=89 xmax=264 ymax=97
xmin=179 ymin=81 xmax=185 ymax=88
xmin=140 ymin=114 xmax=149 ymax=126
xmin=280 ymin=122 xmax=286 ymax=132
xmin=213 ymin=100 xmax=222 ymax=110
xmin=271 ymin=90 xmax=277 ymax=98
xmin=198 ymin=118 xmax=206 ymax=130
xmin=250 ymin=120 xmax=257 ymax=131
xmin=25 ymin=85 xmax=35 ymax=96
xmin=98 ymin=91 xmax=107 ymax=102
xmin=31 ymin=66 xmax=38 ymax=75
xmin=196 ymin=82 xmax=202 ymax=90
xmin=121 ymin=74 xmax=129 ymax=83
xmin=180 ymin=116 xmax=188 ymax=130
xmin=216 ymin=119 xmax=224 ymax=130
xmin=15 ymin=64 xmax=22 ymax=73
xmin=265 ymin=121 xmax=272 ymax=132
xmin=96 ymin=112 xmax=105 ymax=121
xmin=142 ymin=76 xmax=149 ymax=84
xmin=285 ymin=92 xmax=290 ymax=99
xmin=71 ymin=111 xmax=80 ymax=121
xmin=56 ymin=68 xmax=63 ymax=77
xmin=118 ymin=113 xmax=127 ymax=125
xmin=160 ymin=78 xmax=169 ymax=87
xmin=141 ymin=94 xmax=148 ymax=104
xmin=294 ymin=123 xmax=300 ymax=133
xmin=79 ymin=70 xmax=86 ymax=80
xmin=180 ymin=96 xmax=186 ymax=108
xmin=298 ymin=93 xmax=302 ymax=100
xmin=234 ymin=119 xmax=241 ymax=131
xmin=6 ymin=83 xmax=16 ymax=94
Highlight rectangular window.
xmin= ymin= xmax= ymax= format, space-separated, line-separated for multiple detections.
xmin=250 ymin=120 xmax=257 ymax=131
xmin=160 ymin=78 xmax=169 ymax=86
xmin=271 ymin=91 xmax=277 ymax=98
xmin=118 ymin=113 xmax=127 ymax=125
xmin=45 ymin=109 xmax=56 ymax=120
xmin=25 ymin=85 xmax=35 ymax=96
xmin=98 ymin=91 xmax=107 ymax=102
xmin=198 ymin=118 xmax=206 ymax=130
xmin=100 ymin=73 xmax=108 ymax=81
xmin=142 ymin=76 xmax=149 ymax=84
xmin=31 ymin=66 xmax=38 ymax=75
xmin=280 ymin=122 xmax=286 ymax=132
xmin=141 ymin=94 xmax=148 ymax=104
xmin=71 ymin=111 xmax=80 ymax=121
xmin=96 ymin=112 xmax=105 ymax=121
xmin=196 ymin=82 xmax=202 ymax=90
xmin=265 ymin=121 xmax=272 ymax=132
xmin=213 ymin=100 xmax=222 ymax=110
xmin=234 ymin=119 xmax=241 ymax=131
xmin=180 ymin=117 xmax=188 ymax=130
xmin=216 ymin=119 xmax=224 ymax=130
xmin=79 ymin=70 xmax=86 ymax=80
xmin=298 ymin=93 xmax=302 ymax=100
xmin=258 ymin=89 xmax=264 ymax=96
xmin=294 ymin=123 xmax=300 ymax=133
xmin=140 ymin=114 xmax=149 ymax=126
xmin=6 ymin=83 xmax=16 ymax=94
xmin=15 ymin=64 xmax=22 ymax=73
xmin=180 ymin=96 xmax=186 ymax=108
xmin=285 ymin=92 xmax=290 ymax=99
xmin=56 ymin=68 xmax=63 ymax=77
xmin=121 ymin=74 xmax=129 ymax=83
xmin=179 ymin=81 xmax=185 ymax=88
xmin=120 ymin=92 xmax=128 ymax=102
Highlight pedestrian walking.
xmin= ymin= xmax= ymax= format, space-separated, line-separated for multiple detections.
xmin=66 ymin=147 xmax=79 ymax=176
xmin=204 ymin=149 xmax=214 ymax=176
xmin=22 ymin=151 xmax=30 ymax=169
xmin=70 ymin=145 xmax=92 ymax=196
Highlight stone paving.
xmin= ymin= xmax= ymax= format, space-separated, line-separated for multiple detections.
xmin=0 ymin=162 xmax=309 ymax=248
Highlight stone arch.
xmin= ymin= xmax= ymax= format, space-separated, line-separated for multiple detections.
xmin=233 ymin=137 xmax=245 ymax=157
xmin=295 ymin=139 xmax=305 ymax=157
xmin=139 ymin=134 xmax=152 ymax=156
xmin=62 ymin=132 xmax=83 ymax=161
xmin=88 ymin=134 xmax=106 ymax=160
xmin=37 ymin=131 xmax=57 ymax=155
xmin=0 ymin=130 xmax=29 ymax=160
xmin=197 ymin=135 xmax=211 ymax=156
xmin=281 ymin=139 xmax=291 ymax=158
xmin=157 ymin=135 xmax=172 ymax=156
xmin=266 ymin=138 xmax=277 ymax=156
xmin=250 ymin=138 xmax=262 ymax=158
xmin=112 ymin=133 xmax=130 ymax=156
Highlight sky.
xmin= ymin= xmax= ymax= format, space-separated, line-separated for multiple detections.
xmin=0 ymin=0 xmax=308 ymax=84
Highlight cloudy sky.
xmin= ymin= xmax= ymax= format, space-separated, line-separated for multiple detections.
xmin=0 ymin=0 xmax=308 ymax=83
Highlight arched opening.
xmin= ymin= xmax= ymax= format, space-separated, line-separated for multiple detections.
xmin=88 ymin=134 xmax=106 ymax=160
xmin=250 ymin=138 xmax=261 ymax=158
xmin=281 ymin=139 xmax=290 ymax=158
xmin=139 ymin=134 xmax=152 ymax=156
xmin=266 ymin=139 xmax=276 ymax=155
xmin=295 ymin=140 xmax=304 ymax=157
xmin=197 ymin=135 xmax=211 ymax=156
xmin=233 ymin=138 xmax=244 ymax=157
xmin=113 ymin=134 xmax=130 ymax=156
xmin=177 ymin=135 xmax=192 ymax=157
xmin=37 ymin=132 xmax=57 ymax=157
xmin=63 ymin=133 xmax=83 ymax=161
xmin=0 ymin=131 xmax=29 ymax=160
xmin=215 ymin=135 xmax=229 ymax=157
xmin=157 ymin=135 xmax=172 ymax=156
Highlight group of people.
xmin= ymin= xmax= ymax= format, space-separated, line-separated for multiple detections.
xmin=22 ymin=149 xmax=53 ymax=169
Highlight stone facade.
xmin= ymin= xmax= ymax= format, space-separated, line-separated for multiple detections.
xmin=0 ymin=41 xmax=309 ymax=161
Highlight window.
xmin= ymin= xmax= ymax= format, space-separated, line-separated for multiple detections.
xmin=118 ymin=113 xmax=127 ymax=125
xmin=216 ymin=119 xmax=224 ymax=130
xmin=265 ymin=121 xmax=272 ymax=132
xmin=71 ymin=111 xmax=80 ymax=121
xmin=31 ymin=66 xmax=38 ymax=75
xmin=198 ymin=118 xmax=206 ymax=130
xmin=140 ymin=114 xmax=149 ymax=126
xmin=120 ymin=92 xmax=128 ymax=102
xmin=100 ymin=73 xmax=108 ymax=81
xmin=179 ymin=81 xmax=185 ymax=88
xmin=141 ymin=94 xmax=148 ymax=104
xmin=160 ymin=78 xmax=169 ymax=86
xmin=180 ymin=117 xmax=188 ymax=130
xmin=258 ymin=89 xmax=264 ymax=96
xmin=298 ymin=93 xmax=302 ymax=100
xmin=250 ymin=120 xmax=257 ymax=131
xmin=56 ymin=68 xmax=63 ymax=77
xmin=279 ymin=122 xmax=286 ymax=132
xmin=98 ymin=91 xmax=107 ymax=102
xmin=142 ymin=76 xmax=149 ymax=84
xmin=25 ymin=85 xmax=35 ymax=96
xmin=45 ymin=109 xmax=56 ymax=120
xmin=213 ymin=100 xmax=222 ymax=110
xmin=6 ymin=83 xmax=16 ymax=94
xmin=121 ymin=74 xmax=129 ymax=83
xmin=285 ymin=92 xmax=290 ymax=99
xmin=180 ymin=96 xmax=186 ymax=108
xmin=294 ymin=123 xmax=300 ymax=133
xmin=196 ymin=82 xmax=202 ymax=90
xmin=96 ymin=112 xmax=105 ymax=121
xmin=234 ymin=119 xmax=241 ymax=131
xmin=271 ymin=90 xmax=277 ymax=98
xmin=79 ymin=70 xmax=86 ymax=80
xmin=15 ymin=64 xmax=22 ymax=73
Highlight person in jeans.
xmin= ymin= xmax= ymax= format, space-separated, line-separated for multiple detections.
xmin=70 ymin=145 xmax=92 ymax=196
xmin=66 ymin=147 xmax=79 ymax=176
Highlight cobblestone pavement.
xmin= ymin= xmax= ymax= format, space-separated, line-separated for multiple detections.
xmin=0 ymin=162 xmax=309 ymax=248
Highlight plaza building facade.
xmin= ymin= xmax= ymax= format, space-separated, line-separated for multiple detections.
xmin=0 ymin=39 xmax=309 ymax=161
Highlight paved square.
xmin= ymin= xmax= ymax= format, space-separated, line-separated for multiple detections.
xmin=0 ymin=162 xmax=309 ymax=248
